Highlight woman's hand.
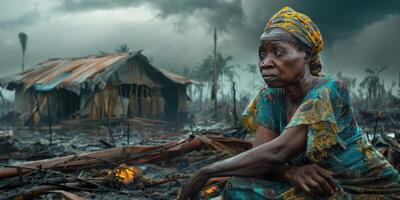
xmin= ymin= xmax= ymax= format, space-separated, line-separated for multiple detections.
xmin=177 ymin=171 xmax=209 ymax=200
xmin=284 ymin=164 xmax=338 ymax=196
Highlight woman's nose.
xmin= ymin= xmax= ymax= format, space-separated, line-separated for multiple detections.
xmin=259 ymin=57 xmax=274 ymax=70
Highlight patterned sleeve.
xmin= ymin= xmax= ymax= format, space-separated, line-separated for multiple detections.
xmin=242 ymin=88 xmax=278 ymax=133
xmin=285 ymin=79 xmax=350 ymax=162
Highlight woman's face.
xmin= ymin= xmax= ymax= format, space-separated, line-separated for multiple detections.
xmin=258 ymin=39 xmax=307 ymax=88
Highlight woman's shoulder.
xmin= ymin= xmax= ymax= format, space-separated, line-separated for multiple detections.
xmin=256 ymin=86 xmax=285 ymax=103
xmin=310 ymin=76 xmax=350 ymax=98
xmin=313 ymin=76 xmax=343 ymax=88
xmin=242 ymin=86 xmax=284 ymax=133
xmin=242 ymin=86 xmax=283 ymax=119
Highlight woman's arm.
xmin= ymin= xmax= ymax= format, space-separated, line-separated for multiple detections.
xmin=178 ymin=125 xmax=307 ymax=200
xmin=240 ymin=126 xmax=337 ymax=195
xmin=253 ymin=125 xmax=279 ymax=147
xmin=201 ymin=125 xmax=307 ymax=177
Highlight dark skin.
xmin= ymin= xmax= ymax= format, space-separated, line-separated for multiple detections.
xmin=178 ymin=32 xmax=338 ymax=200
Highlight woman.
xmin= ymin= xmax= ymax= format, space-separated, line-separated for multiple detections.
xmin=178 ymin=7 xmax=400 ymax=200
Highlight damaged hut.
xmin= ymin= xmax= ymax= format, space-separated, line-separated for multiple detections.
xmin=0 ymin=52 xmax=198 ymax=126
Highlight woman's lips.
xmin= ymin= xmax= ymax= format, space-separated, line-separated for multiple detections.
xmin=262 ymin=74 xmax=279 ymax=81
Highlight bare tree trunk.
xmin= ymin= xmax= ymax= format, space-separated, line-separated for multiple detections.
xmin=199 ymin=86 xmax=203 ymax=110
xmin=212 ymin=28 xmax=218 ymax=120
xmin=22 ymin=51 xmax=25 ymax=71
xmin=232 ymin=82 xmax=237 ymax=126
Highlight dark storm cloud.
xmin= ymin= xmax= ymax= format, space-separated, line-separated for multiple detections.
xmin=0 ymin=8 xmax=42 ymax=30
xmin=57 ymin=0 xmax=142 ymax=12
xmin=150 ymin=0 xmax=245 ymax=31
xmin=0 ymin=0 xmax=399 ymax=88
xmin=57 ymin=0 xmax=245 ymax=30
xmin=54 ymin=0 xmax=400 ymax=48
xmin=275 ymin=0 xmax=400 ymax=45
xmin=232 ymin=0 xmax=400 ymax=48
xmin=324 ymin=15 xmax=400 ymax=81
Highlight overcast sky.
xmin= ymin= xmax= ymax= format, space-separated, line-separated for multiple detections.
xmin=0 ymin=0 xmax=399 ymax=94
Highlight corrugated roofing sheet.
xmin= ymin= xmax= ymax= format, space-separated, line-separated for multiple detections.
xmin=0 ymin=52 xmax=198 ymax=94
xmin=158 ymin=68 xmax=200 ymax=85
xmin=0 ymin=53 xmax=129 ymax=93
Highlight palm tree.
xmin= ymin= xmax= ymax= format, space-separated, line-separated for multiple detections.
xmin=336 ymin=71 xmax=357 ymax=98
xmin=115 ymin=43 xmax=130 ymax=53
xmin=192 ymin=53 xmax=237 ymax=101
xmin=359 ymin=65 xmax=388 ymax=108
xmin=0 ymin=89 xmax=3 ymax=117
xmin=18 ymin=32 xmax=28 ymax=71
xmin=181 ymin=66 xmax=194 ymax=98
xmin=0 ymin=88 xmax=3 ymax=104
xmin=245 ymin=64 xmax=258 ymax=88
xmin=222 ymin=63 xmax=239 ymax=84
xmin=389 ymin=80 xmax=396 ymax=101
xmin=216 ymin=53 xmax=237 ymax=97
xmin=192 ymin=56 xmax=213 ymax=107
xmin=0 ymin=87 xmax=6 ymax=110
xmin=336 ymin=71 xmax=356 ymax=88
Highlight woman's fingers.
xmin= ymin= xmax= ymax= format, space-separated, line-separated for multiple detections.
xmin=289 ymin=164 xmax=339 ymax=197
xmin=313 ymin=174 xmax=335 ymax=194
xmin=305 ymin=177 xmax=324 ymax=195
xmin=316 ymin=166 xmax=338 ymax=192
xmin=298 ymin=181 xmax=312 ymax=194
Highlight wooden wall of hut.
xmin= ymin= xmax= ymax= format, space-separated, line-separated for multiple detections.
xmin=13 ymin=88 xmax=35 ymax=125
xmin=162 ymin=85 xmax=178 ymax=121
xmin=177 ymin=85 xmax=188 ymax=122
xmin=88 ymin=84 xmax=166 ymax=120
xmin=118 ymin=84 xmax=165 ymax=120
xmin=56 ymin=90 xmax=80 ymax=120
xmin=26 ymin=89 xmax=81 ymax=127
xmin=90 ymin=84 xmax=118 ymax=120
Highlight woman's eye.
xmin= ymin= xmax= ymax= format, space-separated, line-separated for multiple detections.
xmin=274 ymin=50 xmax=283 ymax=56
xmin=259 ymin=52 xmax=266 ymax=60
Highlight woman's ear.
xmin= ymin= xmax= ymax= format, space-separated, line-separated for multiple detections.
xmin=304 ymin=51 xmax=312 ymax=64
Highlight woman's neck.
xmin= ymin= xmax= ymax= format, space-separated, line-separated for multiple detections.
xmin=284 ymin=71 xmax=319 ymax=103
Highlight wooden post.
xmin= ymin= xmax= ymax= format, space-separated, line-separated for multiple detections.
xmin=136 ymin=85 xmax=140 ymax=117
xmin=127 ymin=124 xmax=130 ymax=145
xmin=232 ymin=82 xmax=237 ymax=126
xmin=30 ymin=90 xmax=35 ymax=132
xmin=212 ymin=27 xmax=218 ymax=120
xmin=46 ymin=94 xmax=53 ymax=144
xmin=127 ymin=85 xmax=132 ymax=118
xmin=35 ymin=92 xmax=41 ymax=131
xmin=106 ymin=87 xmax=115 ymax=145
xmin=107 ymin=115 xmax=114 ymax=145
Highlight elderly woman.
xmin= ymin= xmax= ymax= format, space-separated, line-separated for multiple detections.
xmin=178 ymin=7 xmax=400 ymax=200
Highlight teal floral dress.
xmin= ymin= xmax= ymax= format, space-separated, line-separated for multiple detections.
xmin=223 ymin=76 xmax=400 ymax=199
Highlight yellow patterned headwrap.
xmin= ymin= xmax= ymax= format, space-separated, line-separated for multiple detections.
xmin=264 ymin=7 xmax=324 ymax=76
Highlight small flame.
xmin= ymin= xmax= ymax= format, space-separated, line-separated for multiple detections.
xmin=108 ymin=164 xmax=139 ymax=184
xmin=201 ymin=185 xmax=218 ymax=196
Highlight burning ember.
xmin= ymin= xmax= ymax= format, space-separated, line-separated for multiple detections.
xmin=201 ymin=185 xmax=218 ymax=197
xmin=108 ymin=164 xmax=140 ymax=184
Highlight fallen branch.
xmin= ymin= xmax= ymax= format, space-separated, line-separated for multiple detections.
xmin=0 ymin=165 xmax=116 ymax=192
xmin=0 ymin=135 xmax=250 ymax=181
